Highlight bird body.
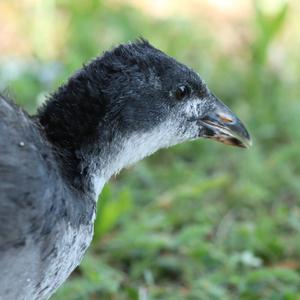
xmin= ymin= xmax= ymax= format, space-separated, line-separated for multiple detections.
xmin=0 ymin=40 xmax=251 ymax=299
xmin=0 ymin=96 xmax=95 ymax=299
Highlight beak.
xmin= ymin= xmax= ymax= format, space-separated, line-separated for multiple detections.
xmin=199 ymin=97 xmax=252 ymax=149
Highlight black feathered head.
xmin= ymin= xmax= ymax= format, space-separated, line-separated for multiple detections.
xmin=39 ymin=40 xmax=251 ymax=181
xmin=93 ymin=40 xmax=250 ymax=146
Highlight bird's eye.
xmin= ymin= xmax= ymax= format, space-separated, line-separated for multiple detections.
xmin=175 ymin=85 xmax=190 ymax=101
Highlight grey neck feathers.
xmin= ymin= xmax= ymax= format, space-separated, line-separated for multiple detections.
xmin=84 ymin=117 xmax=179 ymax=198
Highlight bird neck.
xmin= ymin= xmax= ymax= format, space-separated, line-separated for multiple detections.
xmin=87 ymin=123 xmax=173 ymax=196
xmin=38 ymin=87 xmax=172 ymax=199
xmin=37 ymin=77 xmax=164 ymax=198
xmin=37 ymin=69 xmax=108 ymax=196
xmin=37 ymin=57 xmax=179 ymax=198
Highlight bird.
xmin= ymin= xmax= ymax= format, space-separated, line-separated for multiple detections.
xmin=0 ymin=40 xmax=251 ymax=300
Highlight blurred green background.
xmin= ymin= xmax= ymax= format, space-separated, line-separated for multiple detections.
xmin=1 ymin=0 xmax=300 ymax=299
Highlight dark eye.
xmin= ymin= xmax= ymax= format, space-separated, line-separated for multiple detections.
xmin=175 ymin=85 xmax=190 ymax=101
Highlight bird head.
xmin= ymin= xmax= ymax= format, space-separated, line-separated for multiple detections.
xmin=39 ymin=40 xmax=251 ymax=184
xmin=97 ymin=40 xmax=251 ymax=154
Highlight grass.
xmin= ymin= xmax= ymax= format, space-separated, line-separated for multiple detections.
xmin=1 ymin=1 xmax=300 ymax=299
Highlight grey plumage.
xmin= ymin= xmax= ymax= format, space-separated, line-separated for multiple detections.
xmin=0 ymin=96 xmax=94 ymax=299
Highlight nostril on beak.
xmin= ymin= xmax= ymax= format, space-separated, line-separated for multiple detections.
xmin=217 ymin=113 xmax=234 ymax=124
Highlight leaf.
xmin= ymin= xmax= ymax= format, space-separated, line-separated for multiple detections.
xmin=93 ymin=185 xmax=133 ymax=242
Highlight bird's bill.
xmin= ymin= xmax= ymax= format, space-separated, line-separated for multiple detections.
xmin=199 ymin=102 xmax=252 ymax=149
